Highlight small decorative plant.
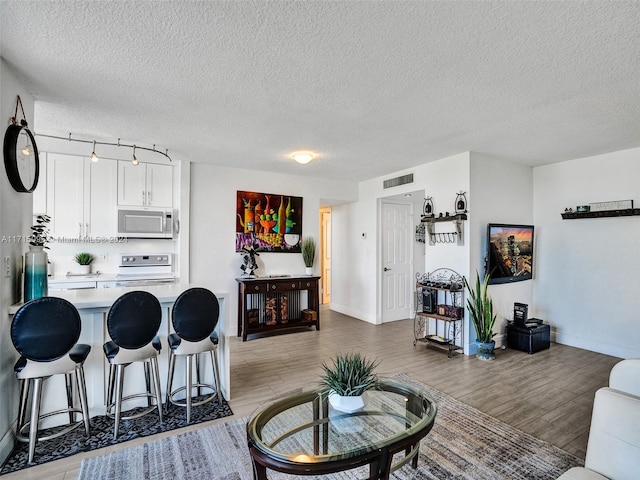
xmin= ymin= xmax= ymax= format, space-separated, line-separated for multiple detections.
xmin=74 ymin=252 xmax=95 ymax=266
xmin=29 ymin=214 xmax=51 ymax=248
xmin=301 ymin=237 xmax=316 ymax=268
xmin=320 ymin=352 xmax=380 ymax=397
xmin=464 ymin=270 xmax=497 ymax=344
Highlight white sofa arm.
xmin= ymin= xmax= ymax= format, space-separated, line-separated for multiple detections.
xmin=557 ymin=467 xmax=609 ymax=480
xmin=609 ymin=359 xmax=640 ymax=397
xmin=585 ymin=388 xmax=640 ymax=479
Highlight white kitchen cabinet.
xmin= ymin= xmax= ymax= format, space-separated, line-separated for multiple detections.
xmin=117 ymin=161 xmax=173 ymax=208
xmin=46 ymin=153 xmax=118 ymax=239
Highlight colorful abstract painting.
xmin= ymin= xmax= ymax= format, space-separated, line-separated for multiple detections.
xmin=235 ymin=191 xmax=303 ymax=252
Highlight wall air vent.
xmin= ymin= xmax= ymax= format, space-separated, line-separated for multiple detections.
xmin=383 ymin=173 xmax=414 ymax=189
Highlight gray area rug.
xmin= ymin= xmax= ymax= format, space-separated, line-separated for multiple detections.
xmin=79 ymin=375 xmax=583 ymax=479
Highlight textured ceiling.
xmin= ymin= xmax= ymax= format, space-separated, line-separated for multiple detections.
xmin=1 ymin=1 xmax=639 ymax=181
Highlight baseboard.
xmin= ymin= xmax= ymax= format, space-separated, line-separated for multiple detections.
xmin=552 ymin=329 xmax=635 ymax=358
xmin=0 ymin=421 xmax=16 ymax=466
xmin=328 ymin=303 xmax=373 ymax=324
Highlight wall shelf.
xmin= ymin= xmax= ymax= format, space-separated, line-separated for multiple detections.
xmin=561 ymin=208 xmax=640 ymax=219
xmin=421 ymin=213 xmax=467 ymax=223
xmin=420 ymin=213 xmax=467 ymax=246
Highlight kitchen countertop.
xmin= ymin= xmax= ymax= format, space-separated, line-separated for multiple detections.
xmin=8 ymin=283 xmax=220 ymax=314
xmin=47 ymin=273 xmax=119 ymax=284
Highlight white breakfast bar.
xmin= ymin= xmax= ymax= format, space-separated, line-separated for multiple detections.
xmin=8 ymin=283 xmax=230 ymax=421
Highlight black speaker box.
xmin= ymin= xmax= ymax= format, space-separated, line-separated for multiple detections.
xmin=513 ymin=302 xmax=528 ymax=327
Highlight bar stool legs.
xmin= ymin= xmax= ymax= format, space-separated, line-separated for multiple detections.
xmin=16 ymin=364 xmax=91 ymax=464
xmin=106 ymin=356 xmax=164 ymax=440
xmin=166 ymin=349 xmax=222 ymax=423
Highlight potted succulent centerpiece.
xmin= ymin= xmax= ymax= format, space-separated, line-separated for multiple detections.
xmin=74 ymin=252 xmax=95 ymax=275
xmin=301 ymin=237 xmax=316 ymax=275
xmin=320 ymin=352 xmax=380 ymax=413
xmin=464 ymin=271 xmax=497 ymax=360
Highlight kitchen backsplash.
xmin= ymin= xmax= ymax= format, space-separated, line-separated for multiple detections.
xmin=46 ymin=239 xmax=178 ymax=277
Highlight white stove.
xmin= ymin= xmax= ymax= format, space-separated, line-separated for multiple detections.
xmin=114 ymin=253 xmax=175 ymax=286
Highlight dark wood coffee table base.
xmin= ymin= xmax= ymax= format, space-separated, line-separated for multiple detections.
xmin=249 ymin=435 xmax=424 ymax=480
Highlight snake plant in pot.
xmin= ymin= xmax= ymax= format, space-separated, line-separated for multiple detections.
xmin=301 ymin=237 xmax=316 ymax=275
xmin=464 ymin=271 xmax=497 ymax=360
xmin=320 ymin=352 xmax=380 ymax=413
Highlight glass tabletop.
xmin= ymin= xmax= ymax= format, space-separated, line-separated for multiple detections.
xmin=246 ymin=379 xmax=437 ymax=465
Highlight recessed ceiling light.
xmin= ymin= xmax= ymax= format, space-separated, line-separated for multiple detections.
xmin=290 ymin=150 xmax=316 ymax=165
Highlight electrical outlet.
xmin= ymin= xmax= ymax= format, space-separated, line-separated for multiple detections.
xmin=4 ymin=257 xmax=11 ymax=278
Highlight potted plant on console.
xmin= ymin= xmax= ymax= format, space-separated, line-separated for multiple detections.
xmin=464 ymin=271 xmax=497 ymax=360
xmin=74 ymin=252 xmax=95 ymax=275
xmin=320 ymin=352 xmax=380 ymax=413
xmin=301 ymin=237 xmax=316 ymax=275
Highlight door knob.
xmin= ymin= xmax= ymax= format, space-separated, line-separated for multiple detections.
xmin=384 ymin=267 xmax=391 ymax=271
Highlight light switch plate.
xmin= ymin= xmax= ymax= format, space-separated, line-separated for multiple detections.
xmin=4 ymin=257 xmax=11 ymax=278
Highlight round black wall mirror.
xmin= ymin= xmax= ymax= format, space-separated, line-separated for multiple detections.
xmin=3 ymin=122 xmax=40 ymax=193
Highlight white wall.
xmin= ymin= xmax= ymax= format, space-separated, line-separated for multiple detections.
xmin=0 ymin=59 xmax=36 ymax=464
xmin=469 ymin=153 xmax=534 ymax=347
xmin=189 ymin=164 xmax=357 ymax=336
xmin=331 ymin=153 xmax=472 ymax=326
xmin=533 ymin=147 xmax=640 ymax=358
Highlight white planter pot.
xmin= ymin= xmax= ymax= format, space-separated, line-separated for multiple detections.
xmin=328 ymin=391 xmax=367 ymax=413
xmin=305 ymin=267 xmax=313 ymax=275
xmin=77 ymin=265 xmax=91 ymax=275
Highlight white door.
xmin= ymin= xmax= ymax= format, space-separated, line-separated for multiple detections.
xmin=381 ymin=201 xmax=412 ymax=322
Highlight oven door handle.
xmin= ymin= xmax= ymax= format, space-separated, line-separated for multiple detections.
xmin=114 ymin=279 xmax=175 ymax=287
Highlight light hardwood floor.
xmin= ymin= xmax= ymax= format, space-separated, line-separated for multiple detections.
xmin=3 ymin=305 xmax=620 ymax=479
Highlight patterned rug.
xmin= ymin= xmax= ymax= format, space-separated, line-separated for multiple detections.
xmin=0 ymin=395 xmax=233 ymax=475
xmin=78 ymin=375 xmax=583 ymax=479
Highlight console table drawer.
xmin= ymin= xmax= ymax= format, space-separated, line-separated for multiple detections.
xmin=268 ymin=281 xmax=300 ymax=292
xmin=246 ymin=283 xmax=268 ymax=293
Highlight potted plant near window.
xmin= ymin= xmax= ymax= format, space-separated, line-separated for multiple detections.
xmin=301 ymin=237 xmax=316 ymax=275
xmin=74 ymin=252 xmax=95 ymax=275
xmin=464 ymin=271 xmax=497 ymax=360
xmin=320 ymin=352 xmax=380 ymax=413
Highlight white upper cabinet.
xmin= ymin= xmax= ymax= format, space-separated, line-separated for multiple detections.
xmin=117 ymin=162 xmax=173 ymax=208
xmin=45 ymin=153 xmax=118 ymax=239
xmin=32 ymin=152 xmax=47 ymax=215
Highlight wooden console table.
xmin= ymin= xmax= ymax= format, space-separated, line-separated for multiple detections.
xmin=236 ymin=276 xmax=320 ymax=341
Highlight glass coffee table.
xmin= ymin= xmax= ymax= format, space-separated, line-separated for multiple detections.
xmin=246 ymin=379 xmax=437 ymax=479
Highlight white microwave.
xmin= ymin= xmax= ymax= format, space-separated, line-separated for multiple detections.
xmin=117 ymin=208 xmax=175 ymax=238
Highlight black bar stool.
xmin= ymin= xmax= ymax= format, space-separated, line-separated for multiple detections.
xmin=166 ymin=287 xmax=223 ymax=422
xmin=103 ymin=291 xmax=163 ymax=439
xmin=11 ymin=297 xmax=91 ymax=464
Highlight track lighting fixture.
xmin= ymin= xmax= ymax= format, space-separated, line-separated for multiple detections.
xmin=90 ymin=140 xmax=99 ymax=162
xmin=33 ymin=132 xmax=172 ymax=164
xmin=132 ymin=145 xmax=139 ymax=166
